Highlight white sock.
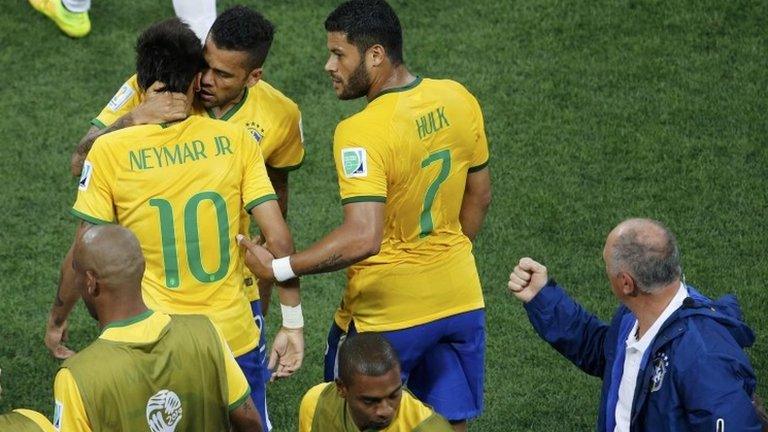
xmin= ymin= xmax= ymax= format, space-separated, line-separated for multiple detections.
xmin=173 ymin=0 xmax=217 ymax=43
xmin=62 ymin=0 xmax=90 ymax=13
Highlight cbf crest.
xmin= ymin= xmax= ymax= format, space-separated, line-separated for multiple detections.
xmin=246 ymin=121 xmax=266 ymax=143
xmin=650 ymin=352 xmax=669 ymax=392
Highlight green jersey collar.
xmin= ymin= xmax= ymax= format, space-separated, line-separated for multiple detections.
xmin=101 ymin=309 xmax=154 ymax=333
xmin=206 ymin=86 xmax=250 ymax=121
xmin=370 ymin=76 xmax=423 ymax=102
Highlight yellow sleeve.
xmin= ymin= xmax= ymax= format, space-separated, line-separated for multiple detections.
xmin=71 ymin=139 xmax=117 ymax=224
xmin=12 ymin=409 xmax=55 ymax=432
xmin=212 ymin=323 xmax=251 ymax=410
xmin=91 ymin=75 xmax=142 ymax=129
xmin=333 ymin=122 xmax=387 ymax=204
xmin=467 ymin=92 xmax=489 ymax=172
xmin=241 ymin=129 xmax=278 ymax=212
xmin=263 ymin=105 xmax=305 ymax=171
xmin=53 ymin=369 xmax=92 ymax=432
xmin=298 ymin=384 xmax=326 ymax=432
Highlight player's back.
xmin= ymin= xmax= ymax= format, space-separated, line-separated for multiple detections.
xmin=333 ymin=78 xmax=488 ymax=331
xmin=336 ymin=77 xmax=488 ymax=265
xmin=60 ymin=314 xmax=232 ymax=431
xmin=74 ymin=116 xmax=276 ymax=355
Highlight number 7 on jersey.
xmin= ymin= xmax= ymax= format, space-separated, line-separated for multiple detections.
xmin=419 ymin=149 xmax=451 ymax=237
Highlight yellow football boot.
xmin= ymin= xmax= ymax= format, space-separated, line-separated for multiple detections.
xmin=29 ymin=0 xmax=91 ymax=38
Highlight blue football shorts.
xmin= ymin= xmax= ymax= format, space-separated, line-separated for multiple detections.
xmin=325 ymin=309 xmax=485 ymax=422
xmin=235 ymin=300 xmax=271 ymax=431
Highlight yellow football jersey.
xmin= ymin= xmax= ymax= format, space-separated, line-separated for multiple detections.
xmin=0 ymin=409 xmax=55 ymax=432
xmin=333 ymin=77 xmax=489 ymax=332
xmin=92 ymin=75 xmax=304 ymax=171
xmin=72 ymin=116 xmax=276 ymax=356
xmin=92 ymin=75 xmax=305 ymax=302
xmin=53 ymin=311 xmax=249 ymax=432
xmin=299 ymin=382 xmax=452 ymax=432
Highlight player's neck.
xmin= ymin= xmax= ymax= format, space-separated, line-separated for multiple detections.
xmin=211 ymin=87 xmax=246 ymax=118
xmin=367 ymin=65 xmax=416 ymax=101
xmin=98 ymin=299 xmax=150 ymax=330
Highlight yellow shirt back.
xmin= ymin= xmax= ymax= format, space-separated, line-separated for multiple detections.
xmin=93 ymin=75 xmax=305 ymax=170
xmin=332 ymin=77 xmax=489 ymax=332
xmin=72 ymin=117 xmax=276 ymax=355
xmin=92 ymin=75 xmax=304 ymax=302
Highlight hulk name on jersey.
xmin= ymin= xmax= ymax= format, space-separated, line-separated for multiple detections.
xmin=73 ymin=117 xmax=277 ymax=357
xmin=127 ymin=135 xmax=235 ymax=171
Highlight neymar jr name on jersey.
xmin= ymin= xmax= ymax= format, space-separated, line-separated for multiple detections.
xmin=128 ymin=135 xmax=235 ymax=171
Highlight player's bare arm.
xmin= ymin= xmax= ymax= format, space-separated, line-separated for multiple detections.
xmin=259 ymin=167 xmax=290 ymax=315
xmin=291 ymin=202 xmax=384 ymax=275
xmin=266 ymin=167 xmax=289 ymax=217
xmin=459 ymin=167 xmax=491 ymax=242
xmin=45 ymin=221 xmax=92 ymax=359
xmin=245 ymin=200 xmax=305 ymax=379
xmin=70 ymin=81 xmax=189 ymax=176
xmin=241 ymin=202 xmax=384 ymax=282
xmin=229 ymin=397 xmax=264 ymax=432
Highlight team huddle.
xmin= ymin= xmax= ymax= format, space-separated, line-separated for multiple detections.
xmin=5 ymin=1 xmax=489 ymax=431
xmin=4 ymin=0 xmax=764 ymax=431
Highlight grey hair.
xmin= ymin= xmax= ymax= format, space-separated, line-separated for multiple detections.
xmin=610 ymin=220 xmax=682 ymax=293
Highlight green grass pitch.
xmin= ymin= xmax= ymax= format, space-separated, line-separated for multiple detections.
xmin=0 ymin=0 xmax=765 ymax=430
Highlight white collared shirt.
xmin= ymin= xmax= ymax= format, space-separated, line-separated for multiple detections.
xmin=614 ymin=283 xmax=688 ymax=432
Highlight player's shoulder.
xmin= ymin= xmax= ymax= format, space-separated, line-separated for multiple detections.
xmin=300 ymin=383 xmax=331 ymax=418
xmin=333 ymin=113 xmax=383 ymax=150
xmin=251 ymin=80 xmax=300 ymax=119
xmin=422 ymin=77 xmax=472 ymax=94
xmin=303 ymin=382 xmax=332 ymax=400
xmin=424 ymin=77 xmax=481 ymax=106
xmin=185 ymin=116 xmax=251 ymax=141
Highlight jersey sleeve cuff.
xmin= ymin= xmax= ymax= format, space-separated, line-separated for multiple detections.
xmin=341 ymin=195 xmax=386 ymax=205
xmin=266 ymin=158 xmax=304 ymax=172
xmin=90 ymin=118 xmax=108 ymax=130
xmin=468 ymin=160 xmax=489 ymax=173
xmin=228 ymin=387 xmax=251 ymax=412
xmin=244 ymin=194 xmax=278 ymax=212
xmin=70 ymin=208 xmax=113 ymax=225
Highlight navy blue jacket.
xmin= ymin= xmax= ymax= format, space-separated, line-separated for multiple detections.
xmin=524 ymin=280 xmax=761 ymax=431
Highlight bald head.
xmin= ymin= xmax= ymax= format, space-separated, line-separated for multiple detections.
xmin=73 ymin=225 xmax=145 ymax=293
xmin=605 ymin=218 xmax=681 ymax=293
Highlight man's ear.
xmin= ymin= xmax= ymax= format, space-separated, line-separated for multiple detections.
xmin=335 ymin=378 xmax=348 ymax=398
xmin=85 ymin=270 xmax=99 ymax=297
xmin=619 ymin=271 xmax=638 ymax=297
xmin=245 ymin=68 xmax=263 ymax=87
xmin=367 ymin=44 xmax=386 ymax=68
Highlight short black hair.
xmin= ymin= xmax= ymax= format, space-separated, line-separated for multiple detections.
xmin=338 ymin=333 xmax=400 ymax=386
xmin=209 ymin=5 xmax=275 ymax=70
xmin=135 ymin=18 xmax=202 ymax=93
xmin=325 ymin=0 xmax=404 ymax=66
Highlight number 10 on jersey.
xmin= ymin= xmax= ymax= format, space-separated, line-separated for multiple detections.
xmin=150 ymin=191 xmax=231 ymax=288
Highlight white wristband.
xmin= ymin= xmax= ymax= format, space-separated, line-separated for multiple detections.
xmin=280 ymin=304 xmax=304 ymax=329
xmin=271 ymin=256 xmax=296 ymax=282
